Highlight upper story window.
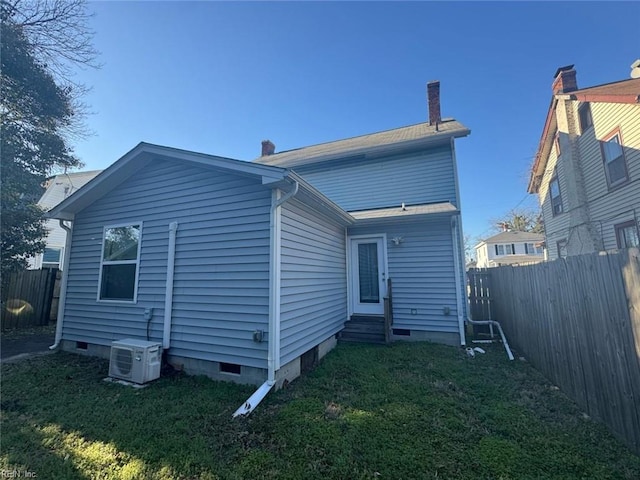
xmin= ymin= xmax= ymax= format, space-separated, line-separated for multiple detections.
xmin=549 ymin=174 xmax=563 ymax=216
xmin=578 ymin=103 xmax=593 ymax=133
xmin=99 ymin=223 xmax=141 ymax=302
xmin=42 ymin=247 xmax=63 ymax=268
xmin=615 ymin=221 xmax=639 ymax=249
xmin=601 ymin=129 xmax=629 ymax=189
xmin=494 ymin=244 xmax=515 ymax=256
xmin=525 ymin=243 xmax=543 ymax=255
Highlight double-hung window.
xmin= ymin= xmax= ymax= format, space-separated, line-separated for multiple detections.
xmin=494 ymin=244 xmax=504 ymax=256
xmin=601 ymin=129 xmax=629 ymax=189
xmin=99 ymin=223 xmax=141 ymax=302
xmin=578 ymin=103 xmax=593 ymax=133
xmin=549 ymin=174 xmax=563 ymax=216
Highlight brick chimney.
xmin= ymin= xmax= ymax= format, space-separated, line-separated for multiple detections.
xmin=552 ymin=65 xmax=578 ymax=94
xmin=261 ymin=140 xmax=275 ymax=157
xmin=427 ymin=81 xmax=441 ymax=127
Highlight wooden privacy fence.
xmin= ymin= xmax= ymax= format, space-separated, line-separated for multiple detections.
xmin=1 ymin=268 xmax=59 ymax=331
xmin=469 ymin=249 xmax=640 ymax=455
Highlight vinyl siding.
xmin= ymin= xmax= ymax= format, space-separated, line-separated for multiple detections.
xmin=348 ymin=217 xmax=459 ymax=335
xmin=539 ymin=137 xmax=571 ymax=259
xmin=279 ymin=199 xmax=347 ymax=365
xmin=294 ymin=145 xmax=457 ymax=211
xmin=576 ymin=102 xmax=640 ymax=250
xmin=63 ymin=159 xmax=272 ymax=369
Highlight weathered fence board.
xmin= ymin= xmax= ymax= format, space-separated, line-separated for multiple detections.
xmin=1 ymin=268 xmax=59 ymax=330
xmin=468 ymin=248 xmax=640 ymax=455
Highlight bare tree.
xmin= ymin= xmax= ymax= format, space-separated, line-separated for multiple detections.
xmin=1 ymin=0 xmax=100 ymax=84
xmin=491 ymin=208 xmax=544 ymax=234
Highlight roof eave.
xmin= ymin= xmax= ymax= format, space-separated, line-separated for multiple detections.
xmin=287 ymin=172 xmax=354 ymax=225
xmin=47 ymin=142 xmax=289 ymax=220
xmin=259 ymin=126 xmax=471 ymax=168
xmin=570 ymin=93 xmax=640 ymax=104
xmin=528 ymin=96 xmax=558 ymax=194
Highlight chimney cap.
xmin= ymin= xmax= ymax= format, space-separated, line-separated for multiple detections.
xmin=553 ymin=64 xmax=575 ymax=79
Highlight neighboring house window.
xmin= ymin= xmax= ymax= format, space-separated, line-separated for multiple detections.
xmin=99 ymin=223 xmax=141 ymax=301
xmin=549 ymin=174 xmax=563 ymax=215
xmin=494 ymin=244 xmax=504 ymax=255
xmin=557 ymin=239 xmax=568 ymax=258
xmin=578 ymin=103 xmax=593 ymax=133
xmin=600 ymin=129 xmax=629 ymax=188
xmin=615 ymin=221 xmax=639 ymax=249
xmin=42 ymin=247 xmax=63 ymax=268
xmin=505 ymin=244 xmax=515 ymax=255
xmin=525 ymin=243 xmax=543 ymax=255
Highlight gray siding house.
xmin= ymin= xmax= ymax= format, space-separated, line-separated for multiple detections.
xmin=48 ymin=82 xmax=470 ymax=413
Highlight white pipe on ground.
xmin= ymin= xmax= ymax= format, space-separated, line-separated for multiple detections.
xmin=465 ymin=317 xmax=514 ymax=360
xmin=50 ymin=220 xmax=73 ymax=350
xmin=233 ymin=181 xmax=299 ymax=418
xmin=163 ymin=222 xmax=178 ymax=350
xmin=451 ymin=216 xmax=514 ymax=360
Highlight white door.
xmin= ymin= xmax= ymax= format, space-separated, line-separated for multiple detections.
xmin=350 ymin=237 xmax=386 ymax=315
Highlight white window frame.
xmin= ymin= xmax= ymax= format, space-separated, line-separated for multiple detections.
xmin=42 ymin=247 xmax=64 ymax=268
xmin=600 ymin=129 xmax=629 ymax=189
xmin=97 ymin=221 xmax=143 ymax=303
xmin=495 ymin=244 xmax=505 ymax=256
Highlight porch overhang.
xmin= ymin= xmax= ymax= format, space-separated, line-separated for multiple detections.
xmin=349 ymin=202 xmax=458 ymax=225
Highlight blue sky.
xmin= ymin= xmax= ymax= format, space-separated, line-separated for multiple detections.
xmin=71 ymin=1 xmax=640 ymax=245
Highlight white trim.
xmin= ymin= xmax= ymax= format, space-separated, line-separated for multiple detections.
xmin=97 ymin=221 xmax=143 ymax=304
xmin=345 ymin=228 xmax=352 ymax=317
xmin=271 ymin=190 xmax=282 ymax=371
xmin=50 ymin=219 xmax=74 ymax=349
xmin=347 ymin=234 xmax=388 ymax=315
xmin=451 ymin=216 xmax=466 ymax=346
xmin=163 ymin=222 xmax=178 ymax=349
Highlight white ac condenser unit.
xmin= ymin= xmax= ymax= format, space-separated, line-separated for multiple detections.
xmin=109 ymin=338 xmax=162 ymax=384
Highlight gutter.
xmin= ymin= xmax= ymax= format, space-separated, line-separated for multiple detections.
xmin=50 ymin=219 xmax=74 ymax=350
xmin=163 ymin=222 xmax=178 ymax=349
xmin=233 ymin=180 xmax=299 ymax=417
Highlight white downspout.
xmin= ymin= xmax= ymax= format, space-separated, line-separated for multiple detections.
xmin=50 ymin=219 xmax=73 ymax=350
xmin=451 ymin=215 xmax=467 ymax=346
xmin=234 ymin=181 xmax=299 ymax=417
xmin=452 ymin=216 xmax=515 ymax=360
xmin=163 ymin=222 xmax=178 ymax=349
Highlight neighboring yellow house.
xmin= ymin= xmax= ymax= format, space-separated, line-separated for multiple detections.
xmin=528 ymin=64 xmax=640 ymax=260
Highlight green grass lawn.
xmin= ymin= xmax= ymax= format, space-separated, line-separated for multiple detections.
xmin=1 ymin=342 xmax=638 ymax=479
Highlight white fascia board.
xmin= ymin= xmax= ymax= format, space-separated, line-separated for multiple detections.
xmin=287 ymin=172 xmax=354 ymax=225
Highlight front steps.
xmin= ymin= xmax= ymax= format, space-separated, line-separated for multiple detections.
xmin=339 ymin=315 xmax=386 ymax=344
